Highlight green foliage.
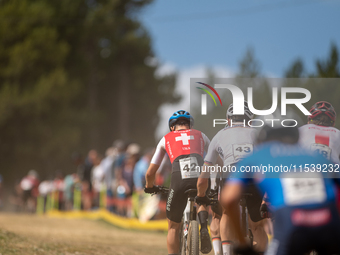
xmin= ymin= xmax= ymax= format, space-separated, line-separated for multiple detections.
xmin=285 ymin=58 xmax=305 ymax=78
xmin=0 ymin=0 xmax=178 ymax=184
xmin=237 ymin=47 xmax=261 ymax=78
xmin=283 ymin=43 xmax=340 ymax=128
xmin=316 ymin=43 xmax=340 ymax=78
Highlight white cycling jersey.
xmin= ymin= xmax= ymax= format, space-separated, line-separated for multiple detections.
xmin=299 ymin=124 xmax=340 ymax=163
xmin=204 ymin=123 xmax=256 ymax=167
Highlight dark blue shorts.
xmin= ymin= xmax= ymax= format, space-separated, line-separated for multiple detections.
xmin=266 ymin=203 xmax=340 ymax=255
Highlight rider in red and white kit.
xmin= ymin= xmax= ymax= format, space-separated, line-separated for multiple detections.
xmin=145 ymin=110 xmax=211 ymax=255
xmin=299 ymin=101 xmax=340 ymax=163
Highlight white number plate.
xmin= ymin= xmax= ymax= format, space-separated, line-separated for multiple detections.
xmin=281 ymin=177 xmax=326 ymax=206
xmin=310 ymin=143 xmax=332 ymax=160
xmin=179 ymin=157 xmax=200 ymax=179
xmin=232 ymin=143 xmax=253 ymax=161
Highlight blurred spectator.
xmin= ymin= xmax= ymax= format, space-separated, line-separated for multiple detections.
xmin=101 ymin=147 xmax=118 ymax=212
xmin=38 ymin=177 xmax=54 ymax=212
xmin=15 ymin=140 xmax=170 ymax=219
xmin=63 ymin=173 xmax=79 ymax=211
xmin=20 ymin=170 xmax=39 ymax=213
xmin=92 ymin=154 xmax=104 ymax=208
xmin=82 ymin=150 xmax=98 ymax=210
xmin=81 ymin=180 xmax=92 ymax=211
xmin=53 ymin=171 xmax=64 ymax=210
xmin=126 ymin=143 xmax=141 ymax=162
xmin=133 ymin=148 xmax=154 ymax=193
xmin=121 ymin=143 xmax=141 ymax=196
xmin=71 ymin=152 xmax=84 ymax=180
xmin=132 ymin=147 xmax=154 ymax=218
xmin=115 ymin=143 xmax=140 ymax=216
xmin=156 ymin=155 xmax=172 ymax=187
xmin=112 ymin=140 xmax=127 ymax=176
xmin=82 ymin=150 xmax=98 ymax=191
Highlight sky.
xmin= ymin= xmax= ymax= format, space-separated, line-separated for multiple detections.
xmin=139 ymin=0 xmax=340 ymax=137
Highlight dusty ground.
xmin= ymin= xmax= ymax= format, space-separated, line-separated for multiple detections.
xmin=0 ymin=213 xmax=168 ymax=255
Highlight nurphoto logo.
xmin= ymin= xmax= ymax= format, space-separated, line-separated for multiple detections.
xmin=196 ymin=81 xmax=312 ymax=128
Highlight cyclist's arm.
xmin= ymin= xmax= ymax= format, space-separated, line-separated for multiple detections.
xmin=145 ymin=137 xmax=166 ymax=188
xmin=197 ymin=168 xmax=209 ymax=197
xmin=145 ymin=164 xmax=160 ymax=188
xmin=197 ymin=135 xmax=218 ymax=197
xmin=197 ymin=156 xmax=221 ymax=196
xmin=202 ymin=132 xmax=211 ymax=153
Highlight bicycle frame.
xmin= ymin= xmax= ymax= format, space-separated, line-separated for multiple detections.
xmin=240 ymin=195 xmax=254 ymax=248
xmin=183 ymin=196 xmax=196 ymax=236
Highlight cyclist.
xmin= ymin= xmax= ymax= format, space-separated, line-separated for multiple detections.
xmin=299 ymin=101 xmax=340 ymax=163
xmin=144 ymin=110 xmax=211 ymax=255
xmin=196 ymin=101 xmax=267 ymax=255
xmin=222 ymin=123 xmax=340 ymax=255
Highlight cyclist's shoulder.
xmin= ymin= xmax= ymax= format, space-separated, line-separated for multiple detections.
xmin=207 ymin=128 xmax=226 ymax=144
xmin=189 ymin=128 xmax=205 ymax=134
xmin=187 ymin=129 xmax=210 ymax=140
xmin=215 ymin=124 xmax=254 ymax=141
xmin=156 ymin=136 xmax=166 ymax=147
xmin=223 ymin=124 xmax=254 ymax=135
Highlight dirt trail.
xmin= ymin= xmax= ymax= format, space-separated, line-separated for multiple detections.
xmin=0 ymin=213 xmax=168 ymax=255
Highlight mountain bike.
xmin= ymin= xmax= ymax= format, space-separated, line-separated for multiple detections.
xmin=207 ymin=187 xmax=258 ymax=255
xmin=146 ymin=186 xmax=216 ymax=255
xmin=181 ymin=189 xmax=200 ymax=255
xmin=240 ymin=193 xmax=254 ymax=249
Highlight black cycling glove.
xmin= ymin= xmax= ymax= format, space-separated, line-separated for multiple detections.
xmin=195 ymin=195 xmax=211 ymax=206
xmin=144 ymin=186 xmax=160 ymax=194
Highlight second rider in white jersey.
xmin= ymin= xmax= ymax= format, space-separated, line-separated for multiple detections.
xmin=196 ymin=101 xmax=267 ymax=255
xmin=299 ymin=101 xmax=340 ymax=163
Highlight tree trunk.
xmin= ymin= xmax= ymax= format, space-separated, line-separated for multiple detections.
xmin=118 ymin=58 xmax=130 ymax=140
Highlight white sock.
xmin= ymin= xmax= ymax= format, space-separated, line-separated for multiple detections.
xmin=212 ymin=237 xmax=222 ymax=255
xmin=222 ymin=241 xmax=232 ymax=255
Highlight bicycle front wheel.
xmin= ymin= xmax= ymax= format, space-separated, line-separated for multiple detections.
xmin=187 ymin=220 xmax=199 ymax=255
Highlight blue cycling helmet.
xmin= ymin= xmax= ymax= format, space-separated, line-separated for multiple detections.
xmin=168 ymin=110 xmax=194 ymax=130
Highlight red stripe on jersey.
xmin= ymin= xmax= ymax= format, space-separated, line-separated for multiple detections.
xmin=315 ymin=134 xmax=330 ymax=146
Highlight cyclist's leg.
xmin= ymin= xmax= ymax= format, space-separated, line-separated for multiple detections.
xmin=197 ymin=177 xmax=213 ymax=253
xmin=245 ymin=183 xmax=268 ymax=253
xmin=166 ymin=172 xmax=194 ymax=254
xmin=210 ymin=212 xmax=222 ymax=255
xmin=248 ymin=217 xmax=268 ymax=252
xmin=167 ymin=219 xmax=182 ymax=254
xmin=219 ymin=179 xmax=235 ymax=255
xmin=220 ymin=209 xmax=234 ymax=255
xmin=197 ymin=204 xmax=213 ymax=253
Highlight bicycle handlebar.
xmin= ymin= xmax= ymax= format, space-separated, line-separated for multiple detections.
xmin=144 ymin=186 xmax=218 ymax=206
xmin=195 ymin=195 xmax=219 ymax=206
xmin=144 ymin=185 xmax=169 ymax=195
